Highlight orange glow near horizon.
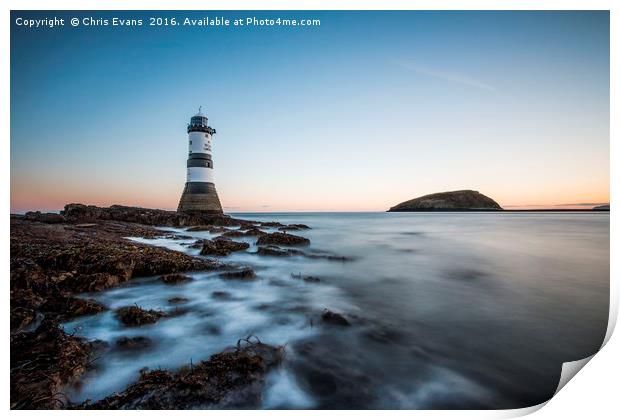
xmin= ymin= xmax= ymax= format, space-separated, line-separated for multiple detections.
xmin=10 ymin=175 xmax=610 ymax=214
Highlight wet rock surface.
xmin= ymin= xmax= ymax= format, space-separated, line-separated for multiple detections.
xmin=219 ymin=267 xmax=256 ymax=280
xmin=10 ymin=217 xmax=221 ymax=331
xmin=291 ymin=273 xmax=321 ymax=283
xmin=322 ymin=310 xmax=351 ymax=326
xmin=168 ymin=296 xmax=189 ymax=304
xmin=278 ymin=224 xmax=311 ymax=231
xmin=11 ymin=319 xmax=93 ymax=409
xmin=256 ymin=245 xmax=305 ymax=257
xmin=256 ymin=232 xmax=310 ymax=247
xmin=160 ymin=273 xmax=191 ymax=284
xmin=61 ymin=203 xmax=256 ymax=227
xmin=9 ymin=204 xmax=312 ymax=409
xmin=40 ymin=295 xmax=107 ymax=321
xmin=115 ymin=306 xmax=166 ymax=327
xmin=80 ymin=341 xmax=284 ymax=409
xmin=114 ymin=336 xmax=153 ymax=352
xmin=200 ymin=237 xmax=250 ymax=256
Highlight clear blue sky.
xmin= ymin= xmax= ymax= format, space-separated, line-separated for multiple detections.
xmin=11 ymin=11 xmax=609 ymax=212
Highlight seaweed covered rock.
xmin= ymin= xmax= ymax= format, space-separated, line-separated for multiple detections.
xmin=24 ymin=211 xmax=66 ymax=224
xmin=115 ymin=336 xmax=152 ymax=352
xmin=322 ymin=310 xmax=350 ymax=326
xmin=40 ymin=295 xmax=106 ymax=320
xmin=115 ymin=306 xmax=166 ymax=326
xmin=11 ymin=319 xmax=93 ymax=409
xmin=160 ymin=273 xmax=191 ymax=284
xmin=61 ymin=203 xmax=248 ymax=227
xmin=185 ymin=225 xmax=213 ymax=232
xmin=168 ymin=296 xmax=189 ymax=304
xmin=219 ymin=267 xmax=256 ymax=280
xmin=256 ymin=245 xmax=305 ymax=257
xmin=82 ymin=341 xmax=284 ymax=409
xmin=200 ymin=238 xmax=250 ymax=256
xmin=242 ymin=227 xmax=267 ymax=236
xmin=278 ymin=224 xmax=311 ymax=231
xmin=256 ymin=232 xmax=310 ymax=247
xmin=291 ymin=273 xmax=321 ymax=283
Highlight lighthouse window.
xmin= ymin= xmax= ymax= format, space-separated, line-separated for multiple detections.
xmin=189 ymin=141 xmax=192 ymax=145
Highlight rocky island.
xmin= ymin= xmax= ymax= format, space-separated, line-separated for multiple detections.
xmin=388 ymin=190 xmax=503 ymax=212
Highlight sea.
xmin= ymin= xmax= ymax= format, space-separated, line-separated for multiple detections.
xmin=62 ymin=212 xmax=610 ymax=409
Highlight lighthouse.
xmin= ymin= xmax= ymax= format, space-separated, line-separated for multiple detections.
xmin=177 ymin=108 xmax=223 ymax=214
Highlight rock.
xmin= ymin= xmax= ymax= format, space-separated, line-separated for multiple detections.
xmin=321 ymin=310 xmax=350 ymax=326
xmin=260 ymin=221 xmax=285 ymax=228
xmin=388 ymin=190 xmax=502 ymax=211
xmin=593 ymin=204 xmax=610 ymax=211
xmin=168 ymin=296 xmax=189 ymax=304
xmin=81 ymin=340 xmax=284 ymax=409
xmin=291 ymin=273 xmax=320 ymax=283
xmin=115 ymin=336 xmax=152 ymax=352
xmin=256 ymin=232 xmax=310 ymax=247
xmin=23 ymin=211 xmax=65 ymax=224
xmin=211 ymin=291 xmax=232 ymax=300
xmin=243 ymin=227 xmax=267 ymax=236
xmin=115 ymin=306 xmax=166 ymax=326
xmin=40 ymin=295 xmax=106 ymax=320
xmin=160 ymin=273 xmax=191 ymax=284
xmin=219 ymin=267 xmax=256 ymax=280
xmin=278 ymin=224 xmax=311 ymax=231
xmin=256 ymin=245 xmax=304 ymax=257
xmin=209 ymin=226 xmax=229 ymax=234
xmin=61 ymin=203 xmax=254 ymax=228
xmin=11 ymin=319 xmax=92 ymax=409
xmin=200 ymin=238 xmax=250 ymax=256
xmin=218 ymin=230 xmax=248 ymax=238
xmin=185 ymin=225 xmax=213 ymax=232
xmin=187 ymin=240 xmax=204 ymax=249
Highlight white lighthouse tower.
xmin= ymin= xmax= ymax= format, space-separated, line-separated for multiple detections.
xmin=177 ymin=108 xmax=223 ymax=214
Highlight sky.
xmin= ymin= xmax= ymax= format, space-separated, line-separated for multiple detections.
xmin=10 ymin=11 xmax=610 ymax=212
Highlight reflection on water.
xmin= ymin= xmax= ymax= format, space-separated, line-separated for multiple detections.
xmin=63 ymin=212 xmax=609 ymax=409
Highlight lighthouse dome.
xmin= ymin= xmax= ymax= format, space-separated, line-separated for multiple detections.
xmin=187 ymin=108 xmax=216 ymax=134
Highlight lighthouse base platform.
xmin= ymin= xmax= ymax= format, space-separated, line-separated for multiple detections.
xmin=177 ymin=182 xmax=223 ymax=214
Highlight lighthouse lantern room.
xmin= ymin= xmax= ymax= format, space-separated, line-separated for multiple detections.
xmin=177 ymin=108 xmax=223 ymax=214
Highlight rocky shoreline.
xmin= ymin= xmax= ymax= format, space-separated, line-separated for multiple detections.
xmin=10 ymin=204 xmax=325 ymax=409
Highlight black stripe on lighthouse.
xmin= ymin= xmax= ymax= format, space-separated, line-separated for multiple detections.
xmin=187 ymin=155 xmax=213 ymax=168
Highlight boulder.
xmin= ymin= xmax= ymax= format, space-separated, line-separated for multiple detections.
xmin=115 ymin=306 xmax=166 ymax=326
xmin=278 ymin=224 xmax=310 ymax=231
xmin=40 ymin=295 xmax=106 ymax=320
xmin=168 ymin=297 xmax=189 ymax=304
xmin=291 ymin=273 xmax=321 ymax=283
xmin=388 ymin=190 xmax=502 ymax=212
xmin=200 ymin=238 xmax=250 ymax=256
xmin=219 ymin=267 xmax=256 ymax=280
xmin=160 ymin=273 xmax=191 ymax=284
xmin=256 ymin=245 xmax=304 ymax=257
xmin=115 ymin=336 xmax=152 ymax=352
xmin=321 ymin=310 xmax=350 ymax=326
xmin=24 ymin=211 xmax=65 ymax=224
xmin=256 ymin=232 xmax=310 ymax=247
xmin=185 ymin=225 xmax=212 ymax=232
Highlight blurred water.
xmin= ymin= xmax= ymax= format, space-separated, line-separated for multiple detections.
xmin=63 ymin=212 xmax=609 ymax=409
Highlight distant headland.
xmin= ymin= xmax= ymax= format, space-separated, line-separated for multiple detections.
xmin=388 ymin=190 xmax=502 ymax=212
xmin=388 ymin=190 xmax=610 ymax=212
